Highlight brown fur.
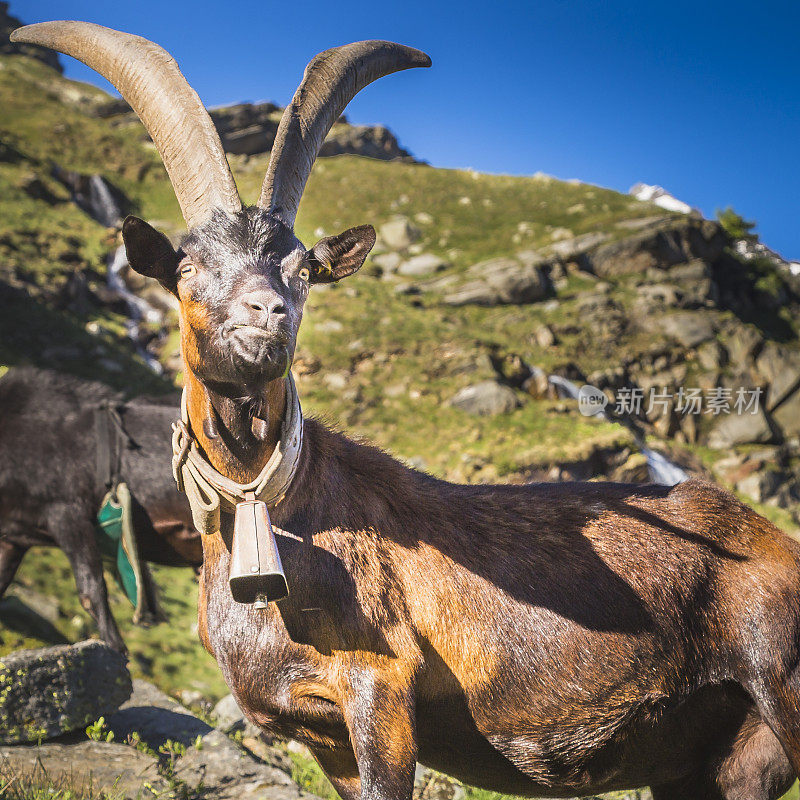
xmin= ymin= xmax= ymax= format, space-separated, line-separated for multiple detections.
xmin=188 ymin=414 xmax=800 ymax=799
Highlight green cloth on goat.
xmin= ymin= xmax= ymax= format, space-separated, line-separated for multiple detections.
xmin=94 ymin=482 xmax=144 ymax=616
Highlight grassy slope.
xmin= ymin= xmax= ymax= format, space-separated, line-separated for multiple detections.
xmin=1 ymin=54 xmax=798 ymax=800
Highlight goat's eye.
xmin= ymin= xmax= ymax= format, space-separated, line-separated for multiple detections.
xmin=298 ymin=267 xmax=310 ymax=282
xmin=179 ymin=261 xmax=197 ymax=278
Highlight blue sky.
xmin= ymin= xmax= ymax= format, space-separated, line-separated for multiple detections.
xmin=17 ymin=0 xmax=800 ymax=259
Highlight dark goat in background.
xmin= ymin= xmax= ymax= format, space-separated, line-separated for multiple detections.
xmin=0 ymin=368 xmax=201 ymax=651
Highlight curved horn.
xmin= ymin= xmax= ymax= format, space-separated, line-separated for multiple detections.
xmin=259 ymin=40 xmax=430 ymax=227
xmin=11 ymin=21 xmax=241 ymax=229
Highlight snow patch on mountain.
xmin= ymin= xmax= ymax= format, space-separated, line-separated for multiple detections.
xmin=629 ymin=183 xmax=694 ymax=214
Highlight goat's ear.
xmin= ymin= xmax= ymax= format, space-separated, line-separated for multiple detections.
xmin=122 ymin=216 xmax=180 ymax=289
xmin=307 ymin=225 xmax=376 ymax=284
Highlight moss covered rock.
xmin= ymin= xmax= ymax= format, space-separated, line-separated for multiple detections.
xmin=0 ymin=639 xmax=131 ymax=743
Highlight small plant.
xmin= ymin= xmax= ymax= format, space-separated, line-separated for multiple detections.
xmin=84 ymin=718 xmax=114 ymax=743
xmin=125 ymin=731 xmax=156 ymax=759
xmin=716 ymin=206 xmax=758 ymax=241
xmin=156 ymin=739 xmax=187 ymax=780
xmin=158 ymin=739 xmax=186 ymax=760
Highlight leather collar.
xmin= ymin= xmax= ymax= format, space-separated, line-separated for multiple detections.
xmin=171 ymin=374 xmax=303 ymax=536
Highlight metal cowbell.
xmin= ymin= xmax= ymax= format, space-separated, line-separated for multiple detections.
xmin=229 ymin=492 xmax=289 ymax=604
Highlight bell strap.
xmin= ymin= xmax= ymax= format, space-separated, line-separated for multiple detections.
xmin=171 ymin=374 xmax=303 ymax=536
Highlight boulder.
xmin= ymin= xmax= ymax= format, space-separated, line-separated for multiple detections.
xmin=665 ymin=260 xmax=718 ymax=306
xmin=755 ymin=343 xmax=800 ymax=410
xmin=773 ymin=388 xmax=800 ymax=439
xmin=533 ymin=325 xmax=557 ymax=348
xmin=223 ymin=124 xmax=275 ymax=156
xmin=523 ymin=368 xmax=553 ymax=399
xmin=442 ymin=283 xmax=500 ymax=306
xmin=736 ymin=469 xmax=785 ymax=503
xmin=0 ymin=680 xmax=316 ymax=800
xmin=315 ymin=319 xmax=344 ymax=334
xmin=450 ymin=381 xmax=521 ymax=416
xmin=655 ymin=312 xmax=715 ymax=348
xmin=379 ymin=217 xmax=420 ymax=252
xmin=697 ymin=340 xmax=728 ymax=371
xmin=322 ymin=371 xmax=348 ymax=390
xmin=548 ymin=231 xmax=609 ymax=260
xmin=206 ymin=102 xmax=417 ymax=161
xmin=708 ymin=408 xmax=774 ymax=449
xmin=107 ymin=681 xmax=307 ymax=800
xmin=176 ymin=730 xmax=306 ymax=800
xmin=372 ymin=252 xmax=403 ymax=274
xmin=320 ymin=123 xmax=416 ymax=161
xmin=445 ymin=258 xmax=549 ymax=306
xmin=612 ymin=452 xmax=651 ymax=483
xmin=106 ymin=679 xmax=212 ymax=749
xmin=6 ymin=586 xmax=61 ymax=624
xmin=212 ymin=692 xmax=248 ymax=734
xmin=397 ymin=253 xmax=448 ymax=277
xmin=725 ymin=325 xmax=763 ymax=369
xmin=0 ymin=740 xmax=167 ymax=799
xmin=635 ymin=283 xmax=682 ymax=309
xmin=0 ymin=640 xmax=131 ymax=744
xmin=590 ymin=218 xmax=727 ymax=277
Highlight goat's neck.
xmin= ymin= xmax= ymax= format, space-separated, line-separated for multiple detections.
xmin=184 ymin=370 xmax=287 ymax=483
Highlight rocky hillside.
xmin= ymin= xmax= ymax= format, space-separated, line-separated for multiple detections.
xmin=1 ymin=25 xmax=800 ymax=800
xmin=93 ymin=95 xmax=419 ymax=162
xmin=0 ymin=3 xmax=61 ymax=72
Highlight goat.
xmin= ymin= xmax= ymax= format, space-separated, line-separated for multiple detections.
xmin=13 ymin=21 xmax=800 ymax=800
xmin=0 ymin=367 xmax=201 ymax=651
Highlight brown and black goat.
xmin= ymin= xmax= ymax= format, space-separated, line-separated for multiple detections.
xmin=13 ymin=21 xmax=800 ymax=800
xmin=0 ymin=367 xmax=201 ymax=651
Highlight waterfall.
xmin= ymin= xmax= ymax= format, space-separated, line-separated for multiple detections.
xmin=640 ymin=446 xmax=690 ymax=486
xmin=106 ymin=245 xmax=164 ymax=374
xmin=88 ymin=175 xmax=123 ymax=227
xmin=547 ymin=375 xmax=688 ymax=486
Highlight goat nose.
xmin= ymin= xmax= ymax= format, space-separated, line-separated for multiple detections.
xmin=241 ymin=291 xmax=286 ymax=320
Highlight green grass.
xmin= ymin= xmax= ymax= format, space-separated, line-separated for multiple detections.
xmin=285 ymin=749 xmax=340 ymax=800
xmin=1 ymin=51 xmax=800 ymax=800
xmin=0 ymin=759 xmax=123 ymax=800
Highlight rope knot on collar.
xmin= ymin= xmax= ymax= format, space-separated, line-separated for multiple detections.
xmin=171 ymin=374 xmax=303 ymax=536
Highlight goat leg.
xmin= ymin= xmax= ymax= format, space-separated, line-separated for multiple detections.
xmin=309 ymin=746 xmax=361 ymax=800
xmin=342 ymin=669 xmax=417 ymax=800
xmin=0 ymin=540 xmax=27 ymax=597
xmin=48 ymin=504 xmax=127 ymax=654
xmin=135 ymin=561 xmax=167 ymax=625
